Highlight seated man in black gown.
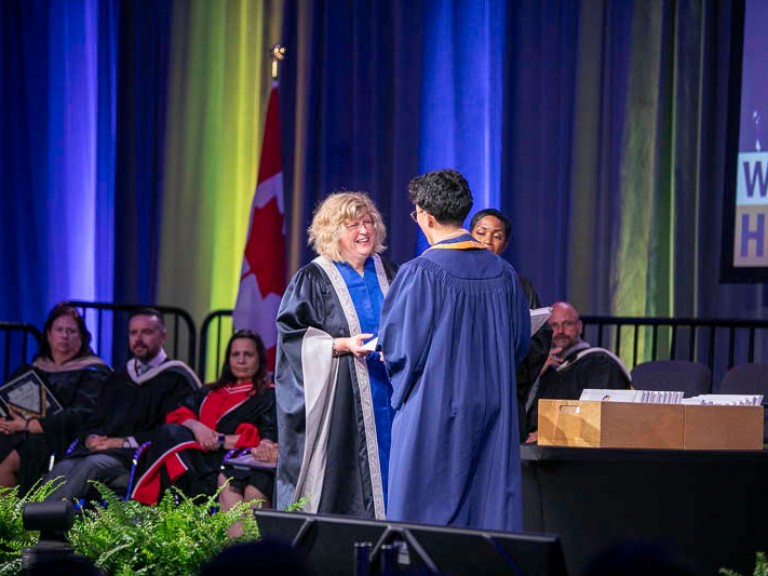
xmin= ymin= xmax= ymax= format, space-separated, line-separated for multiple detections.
xmin=526 ymin=301 xmax=631 ymax=442
xmin=44 ymin=308 xmax=201 ymax=502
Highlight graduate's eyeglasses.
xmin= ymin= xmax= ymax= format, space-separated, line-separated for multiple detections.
xmin=548 ymin=320 xmax=578 ymax=331
xmin=409 ymin=210 xmax=425 ymax=223
xmin=346 ymin=219 xmax=376 ymax=232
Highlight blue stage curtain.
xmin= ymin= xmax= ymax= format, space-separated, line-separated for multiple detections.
xmin=0 ymin=0 xmax=170 ymax=333
xmin=501 ymin=0 xmax=582 ymax=306
xmin=3 ymin=0 xmax=767 ymax=349
xmin=283 ymin=0 xmax=764 ymax=323
xmin=281 ymin=0 xmax=507 ymax=266
xmin=280 ymin=0 xmax=425 ymax=268
xmin=112 ymin=0 xmax=172 ymax=306
xmin=0 ymin=0 xmax=119 ymax=330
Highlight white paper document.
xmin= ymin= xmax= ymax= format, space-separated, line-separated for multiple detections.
xmin=681 ymin=394 xmax=764 ymax=406
xmin=579 ymin=389 xmax=643 ymax=403
xmin=362 ymin=337 xmax=379 ymax=351
xmin=530 ymin=307 xmax=552 ymax=336
xmin=579 ymin=389 xmax=688 ymax=404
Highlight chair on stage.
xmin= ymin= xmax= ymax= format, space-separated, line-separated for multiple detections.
xmin=631 ymin=360 xmax=712 ymax=398
xmin=719 ymin=363 xmax=768 ymax=442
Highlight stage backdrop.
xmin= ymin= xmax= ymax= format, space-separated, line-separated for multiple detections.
xmin=2 ymin=0 xmax=768 ymax=363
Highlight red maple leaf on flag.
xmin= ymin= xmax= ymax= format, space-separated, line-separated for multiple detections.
xmin=242 ymin=196 xmax=286 ymax=297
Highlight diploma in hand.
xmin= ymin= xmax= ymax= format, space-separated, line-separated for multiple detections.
xmin=0 ymin=370 xmax=63 ymax=419
xmin=362 ymin=337 xmax=379 ymax=351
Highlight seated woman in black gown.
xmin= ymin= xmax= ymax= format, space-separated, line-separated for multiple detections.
xmin=130 ymin=330 xmax=276 ymax=505
xmin=0 ymin=302 xmax=111 ymax=491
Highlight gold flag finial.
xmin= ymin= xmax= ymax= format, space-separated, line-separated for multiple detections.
xmin=270 ymin=43 xmax=286 ymax=80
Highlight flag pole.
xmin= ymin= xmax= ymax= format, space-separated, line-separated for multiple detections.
xmin=232 ymin=42 xmax=287 ymax=373
xmin=270 ymin=43 xmax=285 ymax=81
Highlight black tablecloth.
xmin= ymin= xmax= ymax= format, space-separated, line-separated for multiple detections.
xmin=521 ymin=444 xmax=768 ymax=575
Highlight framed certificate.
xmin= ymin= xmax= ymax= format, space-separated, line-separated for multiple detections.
xmin=0 ymin=370 xmax=63 ymax=419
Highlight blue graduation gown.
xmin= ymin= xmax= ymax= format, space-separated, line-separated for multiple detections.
xmin=379 ymin=234 xmax=530 ymax=531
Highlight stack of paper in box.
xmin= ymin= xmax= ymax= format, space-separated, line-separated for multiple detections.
xmin=578 ymin=389 xmax=684 ymax=404
xmin=681 ymin=394 xmax=764 ymax=406
xmin=578 ymin=389 xmax=763 ymax=407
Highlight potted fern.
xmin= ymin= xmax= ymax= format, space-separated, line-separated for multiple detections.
xmin=0 ymin=481 xmax=262 ymax=576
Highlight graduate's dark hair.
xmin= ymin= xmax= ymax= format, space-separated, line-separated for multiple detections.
xmin=213 ymin=330 xmax=269 ymax=395
xmin=408 ymin=168 xmax=473 ymax=226
xmin=470 ymin=208 xmax=512 ymax=243
xmin=37 ymin=302 xmax=93 ymax=361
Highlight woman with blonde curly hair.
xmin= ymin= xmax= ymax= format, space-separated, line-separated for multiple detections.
xmin=274 ymin=191 xmax=398 ymax=519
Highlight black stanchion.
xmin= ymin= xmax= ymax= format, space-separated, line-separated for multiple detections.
xmin=21 ymin=501 xmax=75 ymax=571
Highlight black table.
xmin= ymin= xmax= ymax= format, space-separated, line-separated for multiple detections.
xmin=521 ymin=444 xmax=768 ymax=576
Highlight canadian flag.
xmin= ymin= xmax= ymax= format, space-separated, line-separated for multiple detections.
xmin=233 ymin=81 xmax=286 ymax=371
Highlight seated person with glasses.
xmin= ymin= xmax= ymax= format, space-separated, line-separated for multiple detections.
xmin=524 ymin=301 xmax=631 ymax=443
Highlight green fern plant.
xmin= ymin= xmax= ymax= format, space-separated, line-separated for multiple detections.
xmin=0 ymin=481 xmax=305 ymax=575
xmin=720 ymin=552 xmax=768 ymax=576
xmin=67 ymin=483 xmax=260 ymax=576
xmin=285 ymin=495 xmax=311 ymax=512
xmin=0 ymin=479 xmax=63 ymax=576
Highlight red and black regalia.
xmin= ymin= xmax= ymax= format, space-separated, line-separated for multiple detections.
xmin=131 ymin=380 xmax=277 ymax=505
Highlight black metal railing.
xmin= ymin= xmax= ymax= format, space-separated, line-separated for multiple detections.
xmin=6 ymin=303 xmax=768 ymax=392
xmin=68 ymin=302 xmax=197 ymax=372
xmin=0 ymin=322 xmax=43 ymax=381
xmin=580 ymin=315 xmax=768 ymax=386
xmin=198 ymin=310 xmax=234 ymax=381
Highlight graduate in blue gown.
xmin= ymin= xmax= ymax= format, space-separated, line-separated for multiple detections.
xmin=274 ymin=192 xmax=397 ymax=518
xmin=379 ymin=169 xmax=530 ymax=531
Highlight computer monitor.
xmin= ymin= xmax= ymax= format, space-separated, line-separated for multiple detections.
xmin=253 ymin=509 xmax=567 ymax=575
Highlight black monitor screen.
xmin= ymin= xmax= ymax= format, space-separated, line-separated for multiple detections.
xmin=253 ymin=509 xmax=567 ymax=576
